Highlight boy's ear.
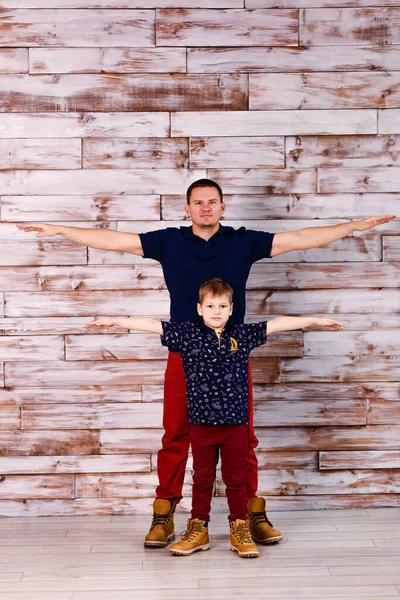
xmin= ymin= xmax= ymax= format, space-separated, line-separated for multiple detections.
xmin=197 ymin=302 xmax=202 ymax=316
xmin=230 ymin=303 xmax=233 ymax=315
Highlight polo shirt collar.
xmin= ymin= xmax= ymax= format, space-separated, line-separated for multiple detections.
xmin=180 ymin=224 xmax=226 ymax=240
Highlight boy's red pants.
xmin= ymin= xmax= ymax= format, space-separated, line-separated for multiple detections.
xmin=155 ymin=352 xmax=258 ymax=504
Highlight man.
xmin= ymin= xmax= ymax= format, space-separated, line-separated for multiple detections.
xmin=18 ymin=178 xmax=394 ymax=547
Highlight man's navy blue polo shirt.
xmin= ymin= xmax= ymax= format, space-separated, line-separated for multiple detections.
xmin=139 ymin=225 xmax=275 ymax=325
xmin=161 ymin=320 xmax=267 ymax=426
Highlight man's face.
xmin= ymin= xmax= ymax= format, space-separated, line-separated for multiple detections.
xmin=197 ymin=293 xmax=233 ymax=330
xmin=185 ymin=186 xmax=225 ymax=228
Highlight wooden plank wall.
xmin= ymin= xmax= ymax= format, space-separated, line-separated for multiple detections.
xmin=0 ymin=0 xmax=400 ymax=517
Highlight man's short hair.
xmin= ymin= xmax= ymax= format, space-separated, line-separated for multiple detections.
xmin=186 ymin=178 xmax=223 ymax=204
xmin=198 ymin=278 xmax=233 ymax=305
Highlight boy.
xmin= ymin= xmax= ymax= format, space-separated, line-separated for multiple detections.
xmin=85 ymin=278 xmax=343 ymax=558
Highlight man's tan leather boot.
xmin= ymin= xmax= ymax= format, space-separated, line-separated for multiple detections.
xmin=247 ymin=497 xmax=282 ymax=544
xmin=170 ymin=518 xmax=210 ymax=556
xmin=229 ymin=519 xmax=259 ymax=558
xmin=144 ymin=499 xmax=176 ymax=547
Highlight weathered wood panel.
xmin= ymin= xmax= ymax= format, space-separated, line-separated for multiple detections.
xmin=254 ymin=425 xmax=400 ymax=451
xmin=281 ymin=356 xmax=400 ymax=383
xmin=318 ymin=167 xmax=400 ymax=193
xmin=254 ymin=399 xmax=366 ymax=426
xmin=1 ymin=195 xmax=161 ymax=222
xmin=0 ymin=9 xmax=155 ymax=47
xmin=249 ymin=313 xmax=400 ymax=331
xmin=379 ymin=109 xmax=400 ymax=134
xmin=29 ymin=47 xmax=186 ymax=74
xmin=0 ymin=0 xmax=244 ymax=6
xmin=320 ymin=451 xmax=400 ymax=470
xmin=249 ymin=73 xmax=400 ymax=110
xmin=189 ymin=136 xmax=284 ymax=169
xmin=22 ymin=403 xmax=163 ymax=430
xmin=205 ymin=168 xmax=316 ymax=193
xmin=65 ymin=331 xmax=302 ymax=361
xmin=171 ymin=109 xmax=377 ymax=136
xmin=188 ymin=46 xmax=400 ymax=73
xmin=0 ymin=454 xmax=150 ymax=475
xmin=162 ymin=193 xmax=400 ymax=220
xmin=0 ymin=48 xmax=28 ymax=73
xmin=253 ymin=382 xmax=400 ymax=401
xmin=0 ymin=139 xmax=81 ymax=170
xmin=0 ymin=74 xmax=247 ymax=112
xmin=0 ymin=475 xmax=74 ymax=499
xmin=300 ymin=8 xmax=400 ymax=46
xmin=75 ymin=473 xmax=192 ymax=498
xmin=0 ymin=240 xmax=87 ymax=267
xmin=5 ymin=361 xmax=168 ymax=387
xmin=156 ymin=8 xmax=298 ymax=47
xmin=100 ymin=429 xmax=164 ymax=454
xmin=383 ymin=237 xmax=400 ymax=261
xmin=0 ymin=430 xmax=100 ymax=456
xmin=304 ymin=331 xmax=400 ymax=357
xmin=286 ymin=135 xmax=400 ymax=168
xmin=0 ymin=112 xmax=170 ymax=138
xmin=0 ymin=169 xmax=206 ymax=195
xmin=0 ymin=386 xmax=141 ymax=404
xmin=0 ymin=265 xmax=164 ymax=292
xmin=82 ymin=138 xmax=189 ymax=169
xmin=0 ymin=335 xmax=64 ymax=361
xmin=0 ymin=406 xmax=20 ymax=430
xmin=249 ymin=0 xmax=400 ymax=6
xmin=4 ymin=290 xmax=170 ymax=317
xmin=368 ymin=399 xmax=400 ymax=425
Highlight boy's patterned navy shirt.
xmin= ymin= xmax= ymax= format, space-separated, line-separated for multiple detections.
xmin=161 ymin=321 xmax=267 ymax=426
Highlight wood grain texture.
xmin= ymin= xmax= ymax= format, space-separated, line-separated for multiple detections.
xmin=0 ymin=386 xmax=141 ymax=404
xmin=0 ymin=0 xmax=245 ymax=6
xmin=304 ymin=331 xmax=400 ymax=357
xmin=318 ymin=167 xmax=400 ymax=193
xmin=0 ymin=74 xmax=247 ymax=112
xmin=383 ymin=237 xmax=400 ymax=261
xmin=379 ymin=109 xmax=400 ymax=134
xmin=253 ymin=399 xmax=366 ymax=426
xmin=0 ymin=406 xmax=20 ymax=430
xmin=83 ymin=138 xmax=189 ymax=169
xmin=0 ymin=139 xmax=81 ymax=170
xmin=156 ymin=8 xmax=298 ymax=47
xmin=300 ymin=8 xmax=400 ymax=46
xmin=0 ymin=240 xmax=87 ymax=267
xmin=29 ymin=47 xmax=186 ymax=74
xmin=0 ymin=430 xmax=100 ymax=456
xmin=0 ymin=475 xmax=74 ymax=499
xmin=189 ymin=136 xmax=284 ymax=168
xmin=0 ymin=335 xmax=64 ymax=361
xmin=0 ymin=454 xmax=150 ymax=474
xmin=368 ymin=399 xmax=400 ymax=425
xmin=0 ymin=9 xmax=155 ymax=47
xmin=0 ymin=48 xmax=28 ymax=73
xmin=320 ymin=450 xmax=400 ymax=470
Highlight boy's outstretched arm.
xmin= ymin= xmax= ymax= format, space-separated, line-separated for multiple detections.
xmin=85 ymin=317 xmax=163 ymax=335
xmin=16 ymin=223 xmax=143 ymax=255
xmin=270 ymin=215 xmax=395 ymax=257
xmin=266 ymin=316 xmax=344 ymax=335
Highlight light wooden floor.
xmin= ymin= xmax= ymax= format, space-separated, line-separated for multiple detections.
xmin=1 ymin=508 xmax=400 ymax=600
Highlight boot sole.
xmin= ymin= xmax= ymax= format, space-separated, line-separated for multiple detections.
xmin=251 ymin=534 xmax=282 ymax=544
xmin=144 ymin=533 xmax=175 ymax=548
xmin=170 ymin=543 xmax=211 ymax=556
xmin=230 ymin=545 xmax=258 ymax=558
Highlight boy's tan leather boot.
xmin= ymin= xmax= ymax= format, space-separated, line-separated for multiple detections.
xmin=229 ymin=519 xmax=259 ymax=558
xmin=144 ymin=499 xmax=176 ymax=547
xmin=247 ymin=497 xmax=282 ymax=544
xmin=170 ymin=518 xmax=210 ymax=556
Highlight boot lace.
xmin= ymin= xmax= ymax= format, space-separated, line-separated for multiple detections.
xmin=150 ymin=511 xmax=172 ymax=531
xmin=180 ymin=519 xmax=205 ymax=542
xmin=232 ymin=520 xmax=253 ymax=544
xmin=250 ymin=510 xmax=274 ymax=528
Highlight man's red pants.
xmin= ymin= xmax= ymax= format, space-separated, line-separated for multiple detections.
xmin=156 ymin=352 xmax=259 ymax=504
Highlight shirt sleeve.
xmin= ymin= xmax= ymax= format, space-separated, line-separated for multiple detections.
xmin=243 ymin=322 xmax=268 ymax=352
xmin=139 ymin=229 xmax=169 ymax=262
xmin=246 ymin=229 xmax=275 ymax=262
xmin=160 ymin=321 xmax=184 ymax=350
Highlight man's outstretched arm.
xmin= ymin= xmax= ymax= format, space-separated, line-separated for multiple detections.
xmin=270 ymin=215 xmax=396 ymax=257
xmin=17 ymin=223 xmax=143 ymax=255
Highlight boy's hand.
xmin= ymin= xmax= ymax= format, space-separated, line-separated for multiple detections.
xmin=17 ymin=223 xmax=60 ymax=237
xmin=307 ymin=318 xmax=344 ymax=330
xmin=84 ymin=318 xmax=119 ymax=331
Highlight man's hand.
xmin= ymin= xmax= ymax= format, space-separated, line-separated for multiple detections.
xmin=17 ymin=223 xmax=60 ymax=238
xmin=306 ymin=318 xmax=344 ymax=331
xmin=352 ymin=215 xmax=396 ymax=232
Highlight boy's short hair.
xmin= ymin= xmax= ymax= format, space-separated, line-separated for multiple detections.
xmin=186 ymin=178 xmax=223 ymax=204
xmin=199 ymin=278 xmax=233 ymax=304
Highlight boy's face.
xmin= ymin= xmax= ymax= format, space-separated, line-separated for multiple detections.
xmin=197 ymin=293 xmax=233 ymax=330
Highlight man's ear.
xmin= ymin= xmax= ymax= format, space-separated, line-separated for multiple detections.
xmin=185 ymin=203 xmax=191 ymax=219
xmin=197 ymin=302 xmax=202 ymax=316
xmin=221 ymin=202 xmax=226 ymax=216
